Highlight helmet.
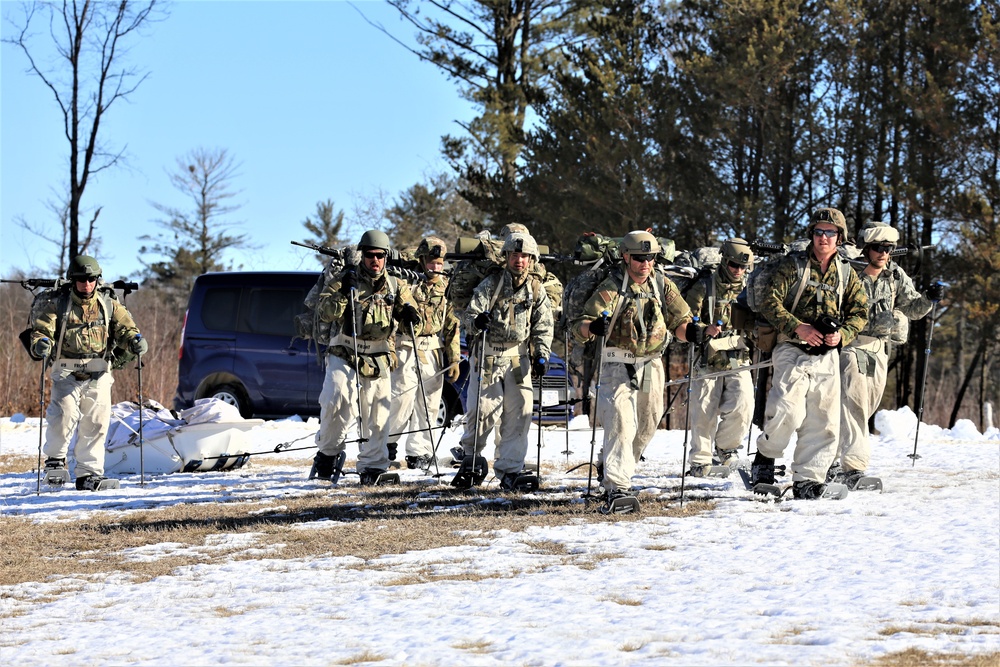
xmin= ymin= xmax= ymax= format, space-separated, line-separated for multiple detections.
xmin=358 ymin=229 xmax=391 ymax=252
xmin=502 ymin=232 xmax=539 ymax=259
xmin=857 ymin=221 xmax=899 ymax=246
xmin=67 ymin=255 xmax=102 ymax=280
xmin=721 ymin=238 xmax=754 ymax=267
xmin=415 ymin=236 xmax=447 ymax=260
xmin=620 ymin=230 xmax=660 ymax=255
xmin=499 ymin=223 xmax=529 ymax=238
xmin=807 ymin=208 xmax=848 ymax=242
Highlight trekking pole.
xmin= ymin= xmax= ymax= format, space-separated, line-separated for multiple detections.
xmin=347 ymin=280 xmax=369 ymax=447
xmin=585 ymin=312 xmax=610 ymax=503
xmin=135 ymin=334 xmax=145 ymax=487
xmin=563 ymin=329 xmax=572 ymax=463
xmin=408 ymin=321 xmax=441 ymax=478
xmin=909 ymin=295 xmax=941 ymax=466
xmin=535 ymin=370 xmax=544 ymax=485
xmin=35 ymin=353 xmax=48 ymax=496
xmin=469 ymin=325 xmax=489 ymax=467
xmin=679 ymin=318 xmax=699 ymax=508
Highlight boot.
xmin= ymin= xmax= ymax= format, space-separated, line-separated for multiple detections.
xmin=387 ymin=443 xmax=401 ymax=470
xmin=792 ymin=480 xmax=827 ymax=500
xmin=309 ymin=452 xmax=336 ymax=480
xmin=359 ymin=468 xmax=387 ymax=486
xmin=451 ymin=455 xmax=487 ymax=489
xmin=750 ymin=452 xmax=775 ymax=486
xmin=715 ymin=448 xmax=741 ymax=468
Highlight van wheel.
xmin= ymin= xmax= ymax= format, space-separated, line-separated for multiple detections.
xmin=438 ymin=383 xmax=461 ymax=427
xmin=209 ymin=383 xmax=252 ymax=418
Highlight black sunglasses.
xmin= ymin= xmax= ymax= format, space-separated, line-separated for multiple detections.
xmin=363 ymin=251 xmax=387 ymax=260
xmin=629 ymin=253 xmax=656 ymax=263
xmin=813 ymin=229 xmax=838 ymax=238
xmin=76 ymin=276 xmax=99 ymax=283
xmin=872 ymin=244 xmax=895 ymax=254
xmin=727 ymin=260 xmax=747 ymax=270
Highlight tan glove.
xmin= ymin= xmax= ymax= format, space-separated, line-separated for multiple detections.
xmin=444 ymin=362 xmax=461 ymax=384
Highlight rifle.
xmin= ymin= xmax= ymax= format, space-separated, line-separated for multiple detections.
xmin=2 ymin=277 xmax=139 ymax=295
xmin=444 ymin=251 xmax=572 ymax=264
xmin=291 ymin=241 xmax=431 ymax=282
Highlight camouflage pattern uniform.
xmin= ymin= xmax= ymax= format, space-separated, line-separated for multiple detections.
xmin=386 ymin=244 xmax=461 ymax=467
xmin=838 ymin=257 xmax=931 ymax=475
xmin=459 ymin=251 xmax=553 ymax=479
xmin=685 ymin=265 xmax=753 ymax=469
xmin=573 ymin=266 xmax=692 ymax=496
xmin=315 ymin=258 xmax=419 ymax=476
xmin=30 ymin=269 xmax=141 ymax=481
xmin=757 ymin=245 xmax=868 ymax=484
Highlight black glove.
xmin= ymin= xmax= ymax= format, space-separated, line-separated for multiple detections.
xmin=32 ymin=337 xmax=52 ymax=360
xmin=397 ymin=303 xmax=420 ymax=325
xmin=588 ymin=315 xmax=609 ymax=337
xmin=532 ymin=356 xmax=547 ymax=378
xmin=339 ymin=270 xmax=357 ymax=297
xmin=685 ymin=322 xmax=706 ymax=346
xmin=926 ymin=281 xmax=946 ymax=302
xmin=129 ymin=334 xmax=149 ymax=356
xmin=473 ymin=311 xmax=492 ymax=332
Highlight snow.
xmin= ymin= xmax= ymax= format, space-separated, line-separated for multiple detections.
xmin=1 ymin=408 xmax=998 ymax=666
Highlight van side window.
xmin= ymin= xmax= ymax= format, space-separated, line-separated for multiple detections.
xmin=241 ymin=288 xmax=304 ymax=336
xmin=202 ymin=288 xmax=240 ymax=331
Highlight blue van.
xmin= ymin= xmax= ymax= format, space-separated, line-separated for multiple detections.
xmin=174 ymin=271 xmax=568 ymax=423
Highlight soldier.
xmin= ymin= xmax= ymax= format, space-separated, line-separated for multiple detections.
xmin=832 ymin=221 xmax=938 ymax=487
xmin=454 ymin=232 xmax=553 ymax=491
xmin=684 ymin=239 xmax=755 ymax=475
xmin=385 ymin=236 xmax=461 ymax=471
xmin=311 ymin=230 xmax=420 ymax=485
xmin=573 ymin=231 xmax=697 ymax=512
xmin=751 ymin=208 xmax=868 ymax=499
xmin=29 ymin=255 xmax=148 ymax=491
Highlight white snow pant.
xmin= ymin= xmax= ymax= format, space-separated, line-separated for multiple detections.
xmin=459 ymin=354 xmax=532 ymax=477
xmin=688 ymin=368 xmax=754 ymax=466
xmin=386 ymin=344 xmax=446 ymax=459
xmin=838 ymin=337 xmax=888 ymax=473
xmin=597 ymin=358 xmax=664 ymax=494
xmin=755 ymin=343 xmax=840 ymax=483
xmin=44 ymin=369 xmax=114 ymax=478
xmin=316 ymin=354 xmax=391 ymax=472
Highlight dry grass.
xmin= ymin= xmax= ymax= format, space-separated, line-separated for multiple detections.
xmin=0 ymin=484 xmax=712 ymax=597
xmin=865 ymin=649 xmax=1000 ymax=667
xmin=0 ymin=454 xmax=38 ymax=475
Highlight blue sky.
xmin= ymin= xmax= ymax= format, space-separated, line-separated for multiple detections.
xmin=1 ymin=1 xmax=474 ymax=279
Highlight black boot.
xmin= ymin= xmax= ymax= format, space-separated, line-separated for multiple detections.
xmin=310 ymin=452 xmax=336 ymax=480
xmin=792 ymin=480 xmax=827 ymax=499
xmin=750 ymin=452 xmax=775 ymax=486
xmin=451 ymin=455 xmax=487 ymax=489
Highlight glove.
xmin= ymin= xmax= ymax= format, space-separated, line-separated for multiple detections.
xmin=397 ymin=303 xmax=420 ymax=326
xmin=444 ymin=363 xmax=461 ymax=384
xmin=532 ymin=356 xmax=547 ymax=378
xmin=339 ymin=270 xmax=357 ymax=297
xmin=32 ymin=337 xmax=52 ymax=360
xmin=588 ymin=315 xmax=609 ymax=337
xmin=926 ymin=281 xmax=946 ymax=302
xmin=473 ymin=311 xmax=492 ymax=332
xmin=129 ymin=335 xmax=149 ymax=356
xmin=685 ymin=322 xmax=706 ymax=346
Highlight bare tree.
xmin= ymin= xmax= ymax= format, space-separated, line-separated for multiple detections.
xmin=4 ymin=0 xmax=162 ymax=263
xmin=140 ymin=147 xmax=251 ymax=306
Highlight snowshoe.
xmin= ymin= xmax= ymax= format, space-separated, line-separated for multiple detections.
xmin=44 ymin=458 xmax=71 ymax=486
xmin=449 ymin=446 xmax=466 ymax=468
xmin=599 ymin=490 xmax=640 ymax=515
xmin=499 ymin=470 xmax=539 ymax=493
xmin=838 ymin=469 xmax=883 ymax=492
xmin=687 ymin=463 xmax=731 ymax=479
xmin=387 ymin=443 xmax=401 ymax=470
xmin=714 ymin=448 xmax=743 ymax=470
xmin=359 ymin=468 xmax=400 ymax=486
xmin=792 ymin=479 xmax=849 ymax=500
xmin=75 ymin=475 xmax=120 ymax=491
xmin=310 ymin=451 xmax=347 ymax=485
xmin=451 ymin=454 xmax=488 ymax=489
xmin=405 ymin=455 xmax=433 ymax=472
xmin=740 ymin=452 xmax=785 ymax=497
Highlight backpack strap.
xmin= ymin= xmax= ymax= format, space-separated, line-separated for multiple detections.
xmin=52 ymin=289 xmax=73 ymax=361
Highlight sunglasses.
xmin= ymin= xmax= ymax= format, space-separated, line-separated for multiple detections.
xmin=872 ymin=244 xmax=895 ymax=254
xmin=813 ymin=229 xmax=839 ymax=238
xmin=727 ymin=261 xmax=747 ymax=270
xmin=629 ymin=254 xmax=656 ymax=263
xmin=363 ymin=251 xmax=387 ymax=260
xmin=76 ymin=276 xmax=99 ymax=283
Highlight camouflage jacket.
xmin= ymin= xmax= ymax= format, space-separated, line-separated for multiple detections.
xmin=31 ymin=289 xmax=139 ymax=360
xmin=855 ymin=261 xmax=932 ymax=340
xmin=400 ymin=277 xmax=461 ymax=366
xmin=317 ymin=268 xmax=419 ymax=357
xmin=573 ymin=265 xmax=692 ymax=358
xmin=762 ymin=247 xmax=868 ymax=346
xmin=463 ymin=270 xmax=553 ymax=360
xmin=685 ymin=268 xmax=749 ymax=369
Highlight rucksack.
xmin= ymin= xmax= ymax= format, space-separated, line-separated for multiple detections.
xmin=666 ymin=246 xmax=724 ymax=297
xmin=20 ymin=280 xmax=135 ymax=370
xmin=444 ymin=235 xmax=506 ymax=312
